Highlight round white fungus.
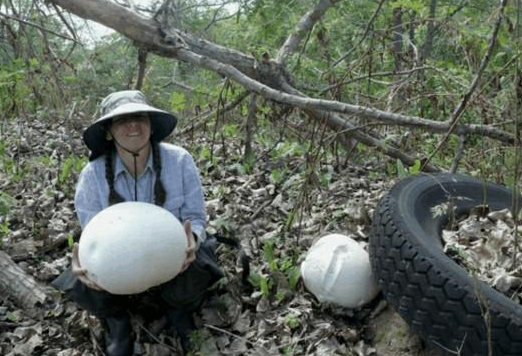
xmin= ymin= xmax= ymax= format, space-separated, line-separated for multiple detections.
xmin=79 ymin=202 xmax=188 ymax=295
xmin=301 ymin=233 xmax=379 ymax=308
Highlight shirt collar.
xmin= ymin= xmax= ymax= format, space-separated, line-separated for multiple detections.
xmin=114 ymin=149 xmax=154 ymax=181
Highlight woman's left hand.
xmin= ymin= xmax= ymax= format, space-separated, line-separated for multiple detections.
xmin=180 ymin=220 xmax=196 ymax=273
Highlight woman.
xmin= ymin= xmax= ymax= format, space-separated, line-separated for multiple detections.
xmin=52 ymin=90 xmax=223 ymax=356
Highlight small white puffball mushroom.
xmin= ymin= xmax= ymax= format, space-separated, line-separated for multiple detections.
xmin=300 ymin=233 xmax=379 ymax=308
xmin=78 ymin=202 xmax=188 ymax=295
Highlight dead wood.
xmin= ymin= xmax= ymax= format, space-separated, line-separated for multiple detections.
xmin=0 ymin=250 xmax=53 ymax=317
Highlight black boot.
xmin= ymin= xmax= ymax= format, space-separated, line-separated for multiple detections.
xmin=104 ymin=314 xmax=133 ymax=356
xmin=168 ymin=308 xmax=196 ymax=353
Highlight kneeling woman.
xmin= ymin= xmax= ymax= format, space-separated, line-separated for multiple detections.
xmin=52 ymin=90 xmax=223 ymax=355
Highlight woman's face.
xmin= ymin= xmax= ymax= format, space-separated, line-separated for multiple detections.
xmin=109 ymin=114 xmax=151 ymax=152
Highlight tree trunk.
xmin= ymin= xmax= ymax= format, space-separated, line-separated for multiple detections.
xmin=0 ymin=250 xmax=53 ymax=317
xmin=391 ymin=6 xmax=403 ymax=73
xmin=422 ymin=0 xmax=437 ymax=63
xmin=135 ymin=48 xmax=148 ymax=90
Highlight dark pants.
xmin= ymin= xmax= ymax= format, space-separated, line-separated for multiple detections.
xmin=52 ymin=236 xmax=224 ymax=318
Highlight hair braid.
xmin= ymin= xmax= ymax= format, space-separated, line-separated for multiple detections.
xmin=152 ymin=142 xmax=167 ymax=206
xmin=105 ymin=141 xmax=125 ymax=205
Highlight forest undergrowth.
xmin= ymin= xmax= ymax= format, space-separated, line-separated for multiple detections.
xmin=0 ymin=113 xmax=445 ymax=356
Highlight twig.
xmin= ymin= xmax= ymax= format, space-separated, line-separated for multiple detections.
xmin=201 ymin=4 xmax=237 ymax=33
xmin=178 ymin=91 xmax=249 ymax=135
xmin=432 ymin=333 xmax=466 ymax=355
xmin=332 ymin=0 xmax=386 ymax=68
xmin=449 ymin=135 xmax=467 ymax=174
xmin=319 ymin=66 xmax=438 ymax=95
xmin=204 ymin=323 xmax=269 ymax=351
xmin=422 ymin=0 xmax=509 ymax=171
xmin=250 ymin=198 xmax=274 ymax=220
xmin=280 ymin=83 xmax=441 ymax=172
xmin=134 ymin=315 xmax=178 ymax=352
xmin=48 ymin=0 xmax=516 ymax=145
xmin=474 ymin=278 xmax=493 ymax=356
xmin=0 ymin=11 xmax=79 ymax=42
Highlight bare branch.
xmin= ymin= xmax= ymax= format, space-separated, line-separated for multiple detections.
xmin=281 ymin=83 xmax=441 ymax=172
xmin=178 ymin=91 xmax=250 ymax=135
xmin=45 ymin=0 xmax=516 ymax=148
xmin=0 ymin=11 xmax=79 ymax=42
xmin=422 ymin=0 xmax=509 ymax=169
xmin=276 ymin=0 xmax=343 ymax=65
xmin=332 ymin=0 xmax=386 ymax=68
xmin=176 ymin=45 xmax=515 ymax=143
xmin=449 ymin=135 xmax=466 ymax=174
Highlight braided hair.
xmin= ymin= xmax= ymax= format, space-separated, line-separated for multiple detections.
xmin=104 ymin=140 xmax=167 ymax=206
xmin=152 ymin=142 xmax=166 ymax=206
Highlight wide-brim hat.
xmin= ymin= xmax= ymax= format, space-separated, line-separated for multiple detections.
xmin=84 ymin=90 xmax=177 ymax=160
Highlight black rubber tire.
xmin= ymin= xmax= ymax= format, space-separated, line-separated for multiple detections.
xmin=369 ymin=173 xmax=522 ymax=356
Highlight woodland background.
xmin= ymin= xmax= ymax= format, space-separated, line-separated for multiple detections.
xmin=0 ymin=0 xmax=521 ymax=355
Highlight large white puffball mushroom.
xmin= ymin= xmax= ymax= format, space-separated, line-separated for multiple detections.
xmin=301 ymin=233 xmax=379 ymax=308
xmin=78 ymin=202 xmax=188 ymax=295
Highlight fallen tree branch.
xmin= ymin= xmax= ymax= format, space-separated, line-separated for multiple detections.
xmin=47 ymin=0 xmax=515 ymax=146
xmin=0 ymin=250 xmax=53 ymax=317
xmin=282 ymin=83 xmax=441 ymax=172
xmin=173 ymin=46 xmax=515 ymax=144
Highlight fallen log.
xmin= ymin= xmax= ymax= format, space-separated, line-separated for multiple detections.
xmin=0 ymin=250 xmax=53 ymax=317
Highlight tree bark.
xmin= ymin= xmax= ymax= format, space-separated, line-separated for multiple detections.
xmin=276 ymin=0 xmax=342 ymax=65
xmin=44 ymin=0 xmax=517 ymax=155
xmin=135 ymin=48 xmax=148 ymax=90
xmin=0 ymin=250 xmax=53 ymax=317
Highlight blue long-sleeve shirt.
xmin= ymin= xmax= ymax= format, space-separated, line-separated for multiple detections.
xmin=74 ymin=142 xmax=206 ymax=246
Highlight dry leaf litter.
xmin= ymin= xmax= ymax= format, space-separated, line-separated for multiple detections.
xmin=443 ymin=207 xmax=522 ymax=302
xmin=0 ymin=116 xmax=446 ymax=356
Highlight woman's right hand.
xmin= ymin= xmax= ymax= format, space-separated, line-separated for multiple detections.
xmin=71 ymin=243 xmax=105 ymax=291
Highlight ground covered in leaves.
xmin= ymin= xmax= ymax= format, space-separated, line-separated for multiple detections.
xmin=0 ymin=115 xmax=443 ymax=356
xmin=443 ymin=208 xmax=522 ymax=302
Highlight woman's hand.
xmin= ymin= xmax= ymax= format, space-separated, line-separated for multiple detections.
xmin=180 ymin=220 xmax=196 ymax=273
xmin=71 ymin=243 xmax=105 ymax=291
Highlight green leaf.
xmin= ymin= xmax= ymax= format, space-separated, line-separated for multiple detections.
xmin=0 ymin=192 xmax=14 ymax=215
xmin=67 ymin=234 xmax=75 ymax=248
xmin=409 ymin=159 xmax=421 ymax=175
xmin=170 ymin=91 xmax=186 ymax=112
xmin=6 ymin=311 xmax=18 ymax=322
xmin=0 ymin=222 xmax=10 ymax=236
xmin=396 ymin=159 xmax=407 ymax=178
xmin=259 ymin=276 xmax=270 ymax=296
xmin=286 ymin=266 xmax=301 ymax=291
xmin=59 ymin=157 xmax=73 ymax=183
xmin=222 ymin=123 xmax=239 ymax=137
xmin=270 ymin=168 xmax=284 ymax=184
xmin=264 ymin=240 xmax=278 ymax=271
xmin=391 ymin=0 xmax=423 ymax=12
